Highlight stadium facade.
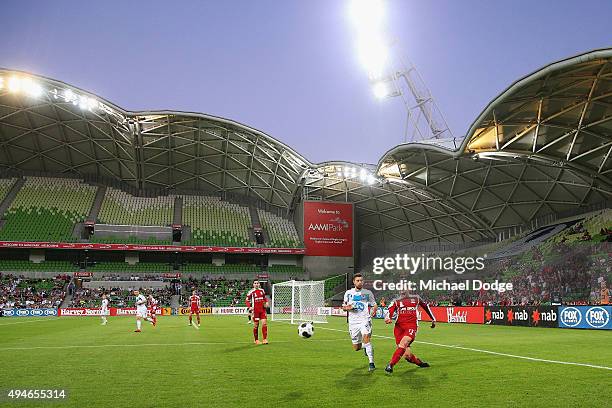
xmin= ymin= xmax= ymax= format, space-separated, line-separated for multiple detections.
xmin=0 ymin=48 xmax=610 ymax=273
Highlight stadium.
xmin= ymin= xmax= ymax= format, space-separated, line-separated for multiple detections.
xmin=1 ymin=7 xmax=611 ymax=408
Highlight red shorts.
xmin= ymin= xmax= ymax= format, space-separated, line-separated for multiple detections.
xmin=394 ymin=324 xmax=417 ymax=345
xmin=252 ymin=310 xmax=267 ymax=321
xmin=190 ymin=307 xmax=200 ymax=314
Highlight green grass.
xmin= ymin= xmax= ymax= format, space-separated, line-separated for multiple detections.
xmin=0 ymin=317 xmax=610 ymax=407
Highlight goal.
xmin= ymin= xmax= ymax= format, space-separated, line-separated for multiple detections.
xmin=271 ymin=280 xmax=327 ymax=324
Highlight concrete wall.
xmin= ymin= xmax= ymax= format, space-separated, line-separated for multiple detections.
xmin=303 ymin=255 xmax=353 ymax=280
xmin=125 ymin=253 xmax=139 ymax=265
xmin=212 ymin=254 xmax=225 ymax=266
xmin=29 ymin=249 xmax=45 ymax=263
xmin=268 ymin=255 xmax=300 ymax=266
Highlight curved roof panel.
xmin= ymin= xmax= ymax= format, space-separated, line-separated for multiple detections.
xmin=1 ymin=48 xmax=610 ymax=244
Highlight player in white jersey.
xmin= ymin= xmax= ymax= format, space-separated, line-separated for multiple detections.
xmin=342 ymin=273 xmax=378 ymax=371
xmin=134 ymin=290 xmax=154 ymax=332
xmin=100 ymin=294 xmax=109 ymax=325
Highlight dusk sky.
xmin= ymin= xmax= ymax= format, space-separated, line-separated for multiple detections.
xmin=2 ymin=0 xmax=611 ymax=165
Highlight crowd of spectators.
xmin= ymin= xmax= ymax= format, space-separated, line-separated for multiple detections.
xmin=97 ymin=274 xmax=164 ymax=282
xmin=182 ymin=277 xmax=252 ymax=307
xmin=69 ymin=286 xmax=174 ymax=308
xmin=0 ymin=273 xmax=69 ymax=309
xmin=375 ymin=241 xmax=610 ymax=306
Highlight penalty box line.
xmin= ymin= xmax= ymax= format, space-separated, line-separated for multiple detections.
xmin=314 ymin=325 xmax=612 ymax=371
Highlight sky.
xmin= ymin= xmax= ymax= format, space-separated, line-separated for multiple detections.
xmin=2 ymin=0 xmax=611 ymax=165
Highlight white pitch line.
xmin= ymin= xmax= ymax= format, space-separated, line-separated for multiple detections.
xmin=0 ymin=338 xmax=347 ymax=352
xmin=0 ymin=341 xmax=277 ymax=351
xmin=0 ymin=318 xmax=61 ymax=326
xmin=192 ymin=323 xmax=200 ymax=330
xmin=315 ymin=325 xmax=612 ymax=372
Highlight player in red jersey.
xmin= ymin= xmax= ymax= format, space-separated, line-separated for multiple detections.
xmin=384 ymin=291 xmax=436 ymax=374
xmin=189 ymin=290 xmax=201 ymax=327
xmin=147 ymin=294 xmax=158 ymax=327
xmin=246 ymin=280 xmax=269 ymax=344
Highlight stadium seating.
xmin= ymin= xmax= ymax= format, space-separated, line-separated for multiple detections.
xmin=267 ymin=264 xmax=305 ymax=275
xmin=0 ymin=178 xmax=15 ymax=204
xmin=0 ymin=274 xmax=69 ymax=308
xmin=0 ymin=177 xmax=96 ymax=242
xmin=257 ymin=209 xmax=301 ymax=247
xmin=181 ymin=263 xmax=259 ymax=274
xmin=86 ymin=262 xmax=173 ymax=273
xmin=70 ymin=286 xmax=173 ymax=308
xmin=0 ymin=260 xmax=78 ymax=273
xmin=183 ymin=278 xmax=251 ymax=307
xmin=97 ymin=188 xmax=175 ymax=226
xmin=550 ymin=209 xmax=612 ymax=244
xmin=181 ymin=195 xmax=255 ymax=247
xmin=323 ymin=274 xmax=346 ymax=299
xmin=89 ymin=236 xmax=172 ymax=245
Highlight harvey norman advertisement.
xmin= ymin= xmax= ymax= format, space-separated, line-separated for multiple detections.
xmin=303 ymin=201 xmax=353 ymax=257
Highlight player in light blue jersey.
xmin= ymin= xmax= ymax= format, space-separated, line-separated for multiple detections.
xmin=342 ymin=273 xmax=378 ymax=371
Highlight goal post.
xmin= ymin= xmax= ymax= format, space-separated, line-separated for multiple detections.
xmin=271 ymin=280 xmax=327 ymax=324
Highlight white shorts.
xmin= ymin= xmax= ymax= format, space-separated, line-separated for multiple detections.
xmin=136 ymin=307 xmax=148 ymax=318
xmin=348 ymin=321 xmax=372 ymax=345
xmin=101 ymin=308 xmax=109 ymax=316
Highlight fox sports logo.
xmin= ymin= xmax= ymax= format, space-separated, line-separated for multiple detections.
xmin=560 ymin=307 xmax=581 ymax=327
xmin=585 ymin=307 xmax=609 ymax=329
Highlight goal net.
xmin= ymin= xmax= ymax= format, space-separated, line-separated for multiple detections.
xmin=271 ymin=280 xmax=327 ymax=324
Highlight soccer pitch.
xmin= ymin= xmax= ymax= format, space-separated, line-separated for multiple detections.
xmin=0 ymin=316 xmax=610 ymax=407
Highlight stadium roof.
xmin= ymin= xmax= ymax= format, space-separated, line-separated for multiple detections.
xmin=1 ymin=48 xmax=610 ymax=244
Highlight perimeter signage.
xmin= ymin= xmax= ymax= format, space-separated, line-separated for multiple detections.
xmin=0 ymin=241 xmax=304 ymax=254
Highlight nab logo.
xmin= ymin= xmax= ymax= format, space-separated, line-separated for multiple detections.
xmin=4 ymin=309 xmax=15 ymax=317
xmin=492 ymin=310 xmax=504 ymax=320
xmin=585 ymin=307 xmax=609 ymax=329
xmin=560 ymin=307 xmax=581 ymax=327
xmin=32 ymin=309 xmax=43 ymax=316
xmin=17 ymin=309 xmax=29 ymax=316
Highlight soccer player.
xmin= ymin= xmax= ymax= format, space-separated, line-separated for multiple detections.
xmin=342 ymin=273 xmax=377 ymax=371
xmin=147 ymin=293 xmax=158 ymax=327
xmin=100 ymin=293 xmax=109 ymax=325
xmin=384 ymin=290 xmax=436 ymax=374
xmin=134 ymin=290 xmax=154 ymax=332
xmin=189 ymin=290 xmax=201 ymax=327
xmin=246 ymin=280 xmax=268 ymax=344
xmin=601 ymin=281 xmax=609 ymax=305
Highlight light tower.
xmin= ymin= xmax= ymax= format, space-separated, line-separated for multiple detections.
xmin=348 ymin=0 xmax=454 ymax=143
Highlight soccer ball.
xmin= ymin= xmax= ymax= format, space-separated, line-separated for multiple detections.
xmin=298 ymin=322 xmax=314 ymax=338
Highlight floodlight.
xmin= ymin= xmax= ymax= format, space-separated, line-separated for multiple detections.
xmin=349 ymin=0 xmax=385 ymax=30
xmin=359 ymin=169 xmax=366 ymax=180
xmin=356 ymin=34 xmax=388 ymax=78
xmin=372 ymin=81 xmax=390 ymax=99
xmin=8 ymin=76 xmax=21 ymax=93
xmin=63 ymin=89 xmax=76 ymax=103
xmin=22 ymin=78 xmax=43 ymax=98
